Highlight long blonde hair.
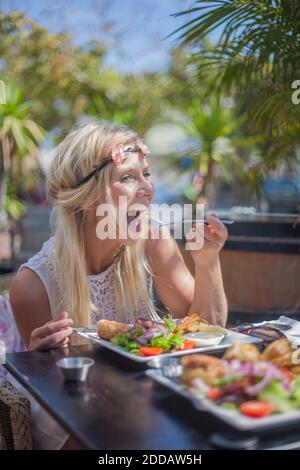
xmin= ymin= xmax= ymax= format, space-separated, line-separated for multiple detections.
xmin=47 ymin=121 xmax=159 ymax=326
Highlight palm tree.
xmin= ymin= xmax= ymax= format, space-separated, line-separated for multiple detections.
xmin=170 ymin=98 xmax=250 ymax=207
xmin=0 ymin=81 xmax=44 ymax=219
xmin=170 ymin=0 xmax=300 ymax=170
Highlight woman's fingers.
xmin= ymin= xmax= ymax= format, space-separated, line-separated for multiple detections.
xmin=186 ymin=221 xmax=225 ymax=242
xmin=206 ymin=215 xmax=228 ymax=238
xmin=56 ymin=311 xmax=69 ymax=321
xmin=185 ymin=223 xmax=204 ymax=250
xmin=58 ymin=336 xmax=70 ymax=349
xmin=31 ymin=317 xmax=73 ymax=340
xmin=185 ymin=218 xmax=227 ymax=254
xmin=29 ymin=311 xmax=74 ymax=351
xmin=204 ymin=224 xmax=224 ymax=243
xmin=40 ymin=328 xmax=73 ymax=349
xmin=35 ymin=327 xmax=73 ymax=350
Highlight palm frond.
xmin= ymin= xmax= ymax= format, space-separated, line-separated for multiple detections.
xmin=170 ymin=0 xmax=300 ymax=164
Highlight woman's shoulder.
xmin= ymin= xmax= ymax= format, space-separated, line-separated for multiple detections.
xmin=10 ymin=238 xmax=55 ymax=320
xmin=10 ymin=265 xmax=47 ymax=301
xmin=18 ymin=237 xmax=54 ymax=274
xmin=9 ymin=261 xmax=52 ymax=334
xmin=11 ymin=237 xmax=54 ymax=300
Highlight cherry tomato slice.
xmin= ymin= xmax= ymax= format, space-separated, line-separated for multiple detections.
xmin=139 ymin=347 xmax=164 ymax=356
xmin=240 ymin=401 xmax=273 ymax=418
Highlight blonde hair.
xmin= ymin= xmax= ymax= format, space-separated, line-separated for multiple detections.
xmin=47 ymin=121 xmax=159 ymax=326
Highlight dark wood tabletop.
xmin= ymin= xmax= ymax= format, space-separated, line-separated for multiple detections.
xmin=5 ymin=341 xmax=300 ymax=450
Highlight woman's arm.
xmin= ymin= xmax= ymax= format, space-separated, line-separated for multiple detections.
xmin=145 ymin=216 xmax=228 ymax=326
xmin=185 ymin=215 xmax=228 ymax=326
xmin=146 ymin=226 xmax=195 ymax=318
xmin=187 ymin=257 xmax=227 ymax=326
xmin=9 ymin=268 xmax=73 ymax=350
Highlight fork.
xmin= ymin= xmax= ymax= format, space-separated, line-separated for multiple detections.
xmin=73 ymin=326 xmax=97 ymax=334
xmin=149 ymin=219 xmax=234 ymax=228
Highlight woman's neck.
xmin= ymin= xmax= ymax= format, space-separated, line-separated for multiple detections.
xmin=83 ymin=211 xmax=123 ymax=275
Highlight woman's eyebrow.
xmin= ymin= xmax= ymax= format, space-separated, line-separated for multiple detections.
xmin=119 ymin=164 xmax=150 ymax=172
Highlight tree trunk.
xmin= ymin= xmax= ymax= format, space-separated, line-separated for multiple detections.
xmin=204 ymin=155 xmax=220 ymax=208
xmin=0 ymin=173 xmax=8 ymax=214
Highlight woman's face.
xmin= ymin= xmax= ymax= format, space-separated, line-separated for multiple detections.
xmin=109 ymin=151 xmax=154 ymax=244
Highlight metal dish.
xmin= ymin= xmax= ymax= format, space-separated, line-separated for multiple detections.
xmin=56 ymin=357 xmax=95 ymax=382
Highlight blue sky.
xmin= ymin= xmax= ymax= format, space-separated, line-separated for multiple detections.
xmin=3 ymin=0 xmax=199 ymax=73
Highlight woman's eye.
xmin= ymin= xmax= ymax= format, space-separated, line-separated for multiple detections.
xmin=120 ymin=172 xmax=151 ymax=182
xmin=120 ymin=175 xmax=134 ymax=182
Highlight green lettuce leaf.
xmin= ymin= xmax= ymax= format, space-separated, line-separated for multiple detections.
xmin=150 ymin=330 xmax=185 ymax=351
xmin=258 ymin=380 xmax=297 ymax=413
xmin=163 ymin=316 xmax=176 ymax=332
xmin=112 ymin=334 xmax=140 ymax=354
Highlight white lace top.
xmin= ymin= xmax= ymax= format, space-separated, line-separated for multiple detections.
xmin=18 ymin=237 xmax=158 ymax=323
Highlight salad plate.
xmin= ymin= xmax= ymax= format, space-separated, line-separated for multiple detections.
xmin=146 ymin=369 xmax=300 ymax=431
xmin=146 ymin=338 xmax=300 ymax=432
xmin=76 ymin=329 xmax=261 ymax=363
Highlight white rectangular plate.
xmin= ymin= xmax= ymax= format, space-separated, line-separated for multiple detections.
xmin=146 ymin=369 xmax=300 ymax=431
xmin=76 ymin=329 xmax=261 ymax=363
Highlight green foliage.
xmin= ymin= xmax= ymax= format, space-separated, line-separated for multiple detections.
xmin=0 ymin=8 xmax=274 ymax=207
xmin=0 ymin=12 xmax=120 ymax=130
xmin=170 ymin=0 xmax=300 ymax=183
xmin=169 ymin=97 xmax=257 ymax=203
xmin=0 ymin=12 xmax=178 ymax=137
xmin=4 ymin=179 xmax=26 ymax=220
xmin=0 ymin=80 xmax=44 ymax=219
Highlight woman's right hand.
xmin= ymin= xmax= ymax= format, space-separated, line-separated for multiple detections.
xmin=29 ymin=311 xmax=73 ymax=351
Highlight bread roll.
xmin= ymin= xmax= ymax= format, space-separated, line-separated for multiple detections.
xmin=97 ymin=319 xmax=130 ymax=340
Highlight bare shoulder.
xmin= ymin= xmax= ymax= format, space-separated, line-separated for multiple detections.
xmin=9 ymin=268 xmax=52 ymax=346
xmin=10 ymin=268 xmax=49 ymax=307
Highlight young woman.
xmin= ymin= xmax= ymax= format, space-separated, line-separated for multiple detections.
xmin=9 ymin=121 xmax=228 ymax=448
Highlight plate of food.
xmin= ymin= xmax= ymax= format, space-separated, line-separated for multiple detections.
xmin=146 ymin=339 xmax=300 ymax=430
xmin=75 ymin=313 xmax=261 ymax=363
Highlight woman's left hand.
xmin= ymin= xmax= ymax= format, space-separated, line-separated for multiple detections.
xmin=185 ymin=214 xmax=228 ymax=267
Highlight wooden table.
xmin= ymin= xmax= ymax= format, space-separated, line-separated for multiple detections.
xmin=5 ymin=343 xmax=300 ymax=450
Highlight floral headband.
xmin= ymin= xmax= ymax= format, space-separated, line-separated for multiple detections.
xmin=72 ymin=139 xmax=150 ymax=189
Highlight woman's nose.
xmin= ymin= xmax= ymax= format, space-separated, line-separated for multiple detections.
xmin=136 ymin=180 xmax=153 ymax=198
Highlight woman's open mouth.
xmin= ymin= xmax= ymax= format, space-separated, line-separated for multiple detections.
xmin=127 ymin=210 xmax=148 ymax=233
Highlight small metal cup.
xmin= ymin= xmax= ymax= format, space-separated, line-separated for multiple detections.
xmin=147 ymin=356 xmax=182 ymax=378
xmin=56 ymin=357 xmax=95 ymax=382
